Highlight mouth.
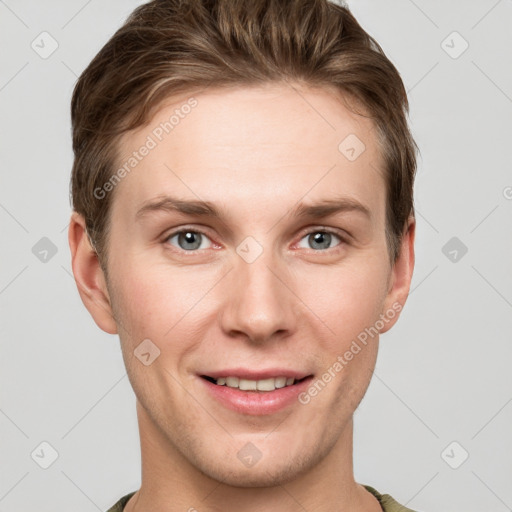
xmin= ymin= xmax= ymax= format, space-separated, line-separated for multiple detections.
xmin=198 ymin=371 xmax=314 ymax=415
xmin=200 ymin=375 xmax=310 ymax=392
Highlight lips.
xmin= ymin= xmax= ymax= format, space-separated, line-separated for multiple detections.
xmin=200 ymin=368 xmax=311 ymax=381
xmin=197 ymin=368 xmax=314 ymax=415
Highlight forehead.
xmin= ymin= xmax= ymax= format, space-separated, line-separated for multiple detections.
xmin=112 ymin=83 xmax=384 ymax=218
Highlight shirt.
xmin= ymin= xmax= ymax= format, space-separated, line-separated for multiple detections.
xmin=106 ymin=485 xmax=417 ymax=511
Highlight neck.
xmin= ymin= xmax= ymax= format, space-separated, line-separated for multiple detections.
xmin=125 ymin=400 xmax=381 ymax=512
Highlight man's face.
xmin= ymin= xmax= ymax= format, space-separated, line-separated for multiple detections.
xmin=98 ymin=84 xmax=409 ymax=486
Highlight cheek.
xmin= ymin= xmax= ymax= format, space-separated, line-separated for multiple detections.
xmin=108 ymin=262 xmax=203 ymax=406
xmin=299 ymin=258 xmax=390 ymax=348
xmin=304 ymin=265 xmax=386 ymax=414
xmin=109 ymin=258 xmax=230 ymax=417
xmin=108 ymin=260 xmax=219 ymax=351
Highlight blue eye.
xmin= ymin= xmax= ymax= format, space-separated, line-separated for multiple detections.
xmin=164 ymin=228 xmax=343 ymax=253
xmin=297 ymin=231 xmax=342 ymax=251
xmin=166 ymin=230 xmax=213 ymax=251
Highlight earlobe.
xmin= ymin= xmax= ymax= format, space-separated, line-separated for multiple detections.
xmin=380 ymin=217 xmax=416 ymax=334
xmin=68 ymin=211 xmax=118 ymax=335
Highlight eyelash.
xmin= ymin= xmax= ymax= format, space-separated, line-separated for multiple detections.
xmin=162 ymin=226 xmax=348 ymax=254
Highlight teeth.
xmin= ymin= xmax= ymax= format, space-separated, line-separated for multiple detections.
xmin=214 ymin=376 xmax=297 ymax=391
xmin=225 ymin=377 xmax=239 ymax=388
xmin=239 ymin=379 xmax=257 ymax=391
xmin=274 ymin=377 xmax=287 ymax=388
xmin=257 ymin=378 xmax=276 ymax=391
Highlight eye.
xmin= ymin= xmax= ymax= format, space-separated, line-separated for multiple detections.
xmin=166 ymin=229 xmax=213 ymax=251
xmin=297 ymin=230 xmax=343 ymax=251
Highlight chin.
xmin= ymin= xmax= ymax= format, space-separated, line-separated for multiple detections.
xmin=202 ymin=463 xmax=297 ymax=488
xmin=194 ymin=447 xmax=318 ymax=489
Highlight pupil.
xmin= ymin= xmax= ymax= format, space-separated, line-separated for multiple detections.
xmin=310 ymin=232 xmax=331 ymax=250
xmin=179 ymin=231 xmax=201 ymax=250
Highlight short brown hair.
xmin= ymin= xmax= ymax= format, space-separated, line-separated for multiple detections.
xmin=70 ymin=0 xmax=418 ymax=275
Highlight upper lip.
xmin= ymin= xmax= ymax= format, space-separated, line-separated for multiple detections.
xmin=200 ymin=368 xmax=312 ymax=380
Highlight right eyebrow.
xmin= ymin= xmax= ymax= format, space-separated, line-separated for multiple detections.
xmin=135 ymin=196 xmax=221 ymax=221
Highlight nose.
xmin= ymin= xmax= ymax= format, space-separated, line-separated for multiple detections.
xmin=219 ymin=247 xmax=298 ymax=345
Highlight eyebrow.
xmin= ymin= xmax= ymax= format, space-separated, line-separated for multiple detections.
xmin=135 ymin=195 xmax=371 ymax=222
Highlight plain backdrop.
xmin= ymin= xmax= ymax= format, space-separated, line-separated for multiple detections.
xmin=1 ymin=0 xmax=511 ymax=511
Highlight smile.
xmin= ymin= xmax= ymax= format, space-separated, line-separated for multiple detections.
xmin=198 ymin=372 xmax=314 ymax=415
xmin=202 ymin=375 xmax=304 ymax=392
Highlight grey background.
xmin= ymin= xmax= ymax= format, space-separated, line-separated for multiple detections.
xmin=1 ymin=0 xmax=511 ymax=510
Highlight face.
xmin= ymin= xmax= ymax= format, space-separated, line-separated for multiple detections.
xmin=73 ymin=83 xmax=413 ymax=487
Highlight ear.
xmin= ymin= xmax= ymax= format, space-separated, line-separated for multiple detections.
xmin=68 ymin=211 xmax=118 ymax=334
xmin=380 ymin=216 xmax=416 ymax=334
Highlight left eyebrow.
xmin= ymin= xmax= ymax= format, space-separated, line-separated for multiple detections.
xmin=292 ymin=197 xmax=372 ymax=220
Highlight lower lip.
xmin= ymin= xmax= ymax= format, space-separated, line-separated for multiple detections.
xmin=199 ymin=376 xmax=314 ymax=416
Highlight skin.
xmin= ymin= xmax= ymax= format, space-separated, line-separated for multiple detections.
xmin=69 ymin=83 xmax=415 ymax=512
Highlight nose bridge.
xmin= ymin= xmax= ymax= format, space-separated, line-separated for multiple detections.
xmin=220 ymin=241 xmax=296 ymax=342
